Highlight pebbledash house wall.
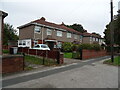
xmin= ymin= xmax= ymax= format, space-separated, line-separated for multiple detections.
xmin=82 ymin=36 xmax=90 ymax=44
xmin=19 ymin=25 xmax=82 ymax=43
xmin=19 ymin=25 xmax=34 ymax=40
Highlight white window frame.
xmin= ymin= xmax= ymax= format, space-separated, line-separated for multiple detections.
xmin=47 ymin=29 xmax=52 ymax=35
xmin=67 ymin=33 xmax=72 ymax=38
xmin=34 ymin=26 xmax=41 ymax=34
xmin=57 ymin=31 xmax=62 ymax=37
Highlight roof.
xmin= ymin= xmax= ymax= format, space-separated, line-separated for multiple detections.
xmin=83 ymin=32 xmax=102 ymax=38
xmin=18 ymin=17 xmax=102 ymax=38
xmin=18 ymin=17 xmax=82 ymax=35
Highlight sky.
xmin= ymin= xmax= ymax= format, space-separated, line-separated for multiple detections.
xmin=0 ymin=0 xmax=119 ymax=37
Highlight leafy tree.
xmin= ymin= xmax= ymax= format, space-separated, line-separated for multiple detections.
xmin=3 ymin=23 xmax=18 ymax=45
xmin=104 ymin=15 xmax=120 ymax=46
xmin=66 ymin=23 xmax=86 ymax=33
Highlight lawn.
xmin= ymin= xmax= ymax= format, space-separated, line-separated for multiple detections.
xmin=103 ymin=56 xmax=120 ymax=66
xmin=25 ymin=55 xmax=58 ymax=66
xmin=2 ymin=49 xmax=9 ymax=54
xmin=64 ymin=52 xmax=73 ymax=58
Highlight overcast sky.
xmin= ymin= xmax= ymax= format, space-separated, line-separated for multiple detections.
xmin=0 ymin=0 xmax=119 ymax=37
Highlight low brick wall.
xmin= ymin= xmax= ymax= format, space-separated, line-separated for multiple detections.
xmin=1 ymin=55 xmax=24 ymax=74
xmin=82 ymin=50 xmax=107 ymax=60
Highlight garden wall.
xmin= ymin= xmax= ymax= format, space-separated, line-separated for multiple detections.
xmin=82 ymin=50 xmax=107 ymax=60
xmin=1 ymin=55 xmax=24 ymax=74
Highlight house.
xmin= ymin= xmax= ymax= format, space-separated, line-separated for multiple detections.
xmin=83 ymin=32 xmax=103 ymax=45
xmin=18 ymin=17 xmax=83 ymax=49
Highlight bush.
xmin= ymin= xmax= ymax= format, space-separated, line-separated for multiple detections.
xmin=78 ymin=44 xmax=101 ymax=51
xmin=62 ymin=42 xmax=73 ymax=52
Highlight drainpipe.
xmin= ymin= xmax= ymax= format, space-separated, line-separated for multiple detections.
xmin=42 ymin=27 xmax=44 ymax=44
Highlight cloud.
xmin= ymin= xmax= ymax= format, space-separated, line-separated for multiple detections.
xmin=1 ymin=0 xmax=119 ymax=37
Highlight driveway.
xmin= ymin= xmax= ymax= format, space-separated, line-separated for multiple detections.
xmin=2 ymin=56 xmax=118 ymax=88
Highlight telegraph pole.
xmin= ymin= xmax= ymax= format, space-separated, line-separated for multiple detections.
xmin=110 ymin=0 xmax=114 ymax=62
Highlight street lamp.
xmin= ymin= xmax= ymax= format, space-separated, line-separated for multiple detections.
xmin=110 ymin=0 xmax=114 ymax=62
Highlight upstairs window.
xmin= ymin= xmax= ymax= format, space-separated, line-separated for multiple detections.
xmin=74 ymin=34 xmax=78 ymax=39
xmin=57 ymin=31 xmax=62 ymax=37
xmin=67 ymin=33 xmax=72 ymax=38
xmin=80 ymin=35 xmax=83 ymax=40
xmin=34 ymin=26 xmax=41 ymax=33
xmin=47 ymin=29 xmax=52 ymax=35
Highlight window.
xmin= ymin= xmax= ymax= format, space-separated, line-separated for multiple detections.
xmin=19 ymin=41 xmax=22 ymax=45
xmin=93 ymin=37 xmax=95 ymax=41
xmin=80 ymin=35 xmax=83 ymax=39
xmin=34 ymin=26 xmax=41 ymax=33
xmin=57 ymin=31 xmax=62 ymax=37
xmin=90 ymin=37 xmax=92 ymax=41
xmin=67 ymin=33 xmax=72 ymax=38
xmin=23 ymin=41 xmax=26 ymax=45
xmin=74 ymin=34 xmax=77 ymax=39
xmin=57 ymin=42 xmax=62 ymax=48
xmin=96 ymin=38 xmax=98 ymax=41
xmin=41 ymin=45 xmax=48 ymax=48
xmin=47 ymin=29 xmax=52 ymax=35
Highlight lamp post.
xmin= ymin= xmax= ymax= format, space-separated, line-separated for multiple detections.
xmin=110 ymin=0 xmax=114 ymax=62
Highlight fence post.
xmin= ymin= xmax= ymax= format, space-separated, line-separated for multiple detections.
xmin=57 ymin=51 xmax=60 ymax=64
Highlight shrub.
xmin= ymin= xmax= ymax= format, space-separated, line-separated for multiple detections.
xmin=92 ymin=44 xmax=101 ymax=51
xmin=78 ymin=44 xmax=101 ymax=51
xmin=62 ymin=42 xmax=73 ymax=52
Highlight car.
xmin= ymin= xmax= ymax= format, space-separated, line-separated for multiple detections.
xmin=32 ymin=44 xmax=50 ymax=50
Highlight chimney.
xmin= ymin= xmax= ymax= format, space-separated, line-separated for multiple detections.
xmin=40 ymin=17 xmax=46 ymax=21
xmin=61 ymin=22 xmax=65 ymax=26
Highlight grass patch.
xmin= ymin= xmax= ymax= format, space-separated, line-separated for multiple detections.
xmin=64 ymin=52 xmax=73 ymax=58
xmin=3 ymin=49 xmax=9 ymax=54
xmin=103 ymin=56 xmax=120 ymax=66
xmin=25 ymin=55 xmax=58 ymax=66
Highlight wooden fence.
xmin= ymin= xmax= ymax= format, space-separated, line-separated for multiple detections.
xmin=18 ymin=47 xmax=63 ymax=64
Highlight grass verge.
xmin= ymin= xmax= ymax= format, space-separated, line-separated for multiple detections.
xmin=64 ymin=52 xmax=73 ymax=58
xmin=103 ymin=56 xmax=120 ymax=66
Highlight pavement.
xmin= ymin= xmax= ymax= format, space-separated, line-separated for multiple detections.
xmin=2 ymin=56 xmax=119 ymax=88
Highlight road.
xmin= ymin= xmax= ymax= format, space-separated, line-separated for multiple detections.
xmin=2 ymin=56 xmax=119 ymax=88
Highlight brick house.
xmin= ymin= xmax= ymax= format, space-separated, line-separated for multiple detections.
xmin=83 ymin=32 xmax=103 ymax=45
xmin=18 ymin=17 xmax=83 ymax=49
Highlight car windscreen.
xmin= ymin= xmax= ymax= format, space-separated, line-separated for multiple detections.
xmin=41 ymin=45 xmax=48 ymax=48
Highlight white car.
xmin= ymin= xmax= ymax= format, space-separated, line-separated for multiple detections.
xmin=33 ymin=44 xmax=50 ymax=50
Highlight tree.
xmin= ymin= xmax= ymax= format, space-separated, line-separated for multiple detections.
xmin=66 ymin=23 xmax=86 ymax=33
xmin=3 ymin=23 xmax=18 ymax=45
xmin=104 ymin=15 xmax=120 ymax=46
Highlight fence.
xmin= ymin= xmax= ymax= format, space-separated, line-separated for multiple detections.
xmin=18 ymin=47 xmax=63 ymax=64
xmin=3 ymin=45 xmax=17 ymax=50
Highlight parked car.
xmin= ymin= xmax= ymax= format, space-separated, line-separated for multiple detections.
xmin=32 ymin=44 xmax=50 ymax=50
